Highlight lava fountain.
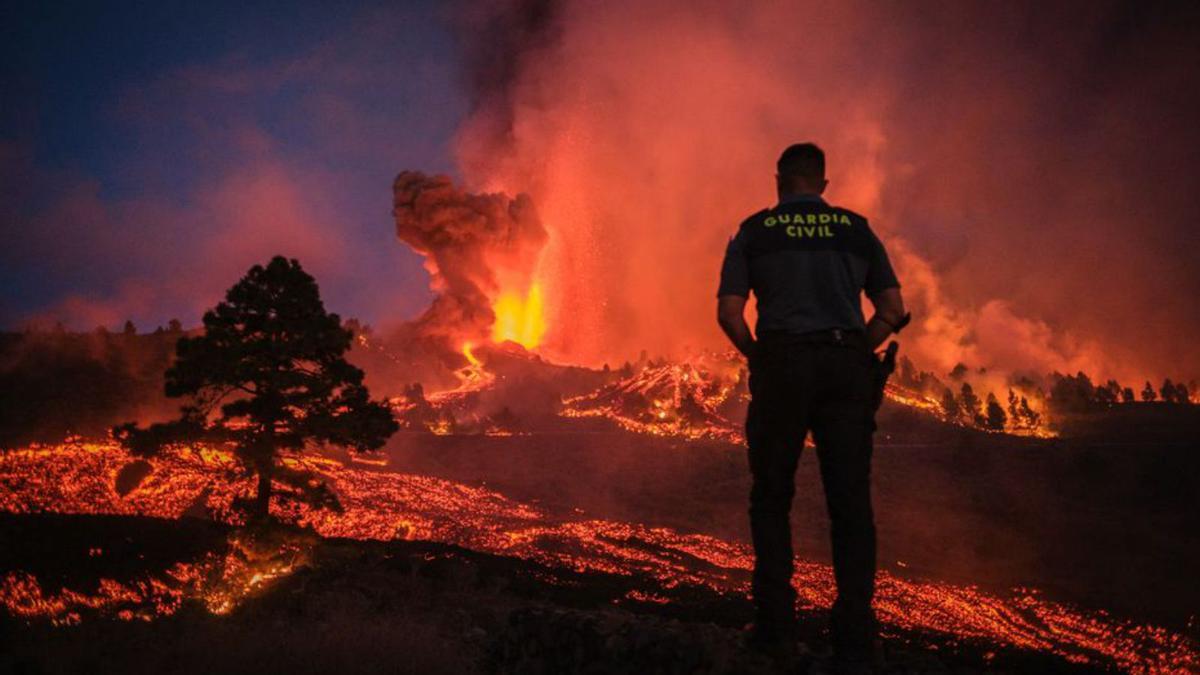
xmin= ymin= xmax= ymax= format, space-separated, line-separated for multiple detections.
xmin=491 ymin=283 xmax=546 ymax=349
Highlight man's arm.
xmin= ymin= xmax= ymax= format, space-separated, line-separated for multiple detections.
xmin=717 ymin=294 xmax=755 ymax=358
xmin=865 ymin=287 xmax=906 ymax=350
xmin=716 ymin=227 xmax=754 ymax=358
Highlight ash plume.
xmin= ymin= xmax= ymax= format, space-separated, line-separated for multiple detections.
xmin=452 ymin=0 xmax=1200 ymax=383
xmin=392 ymin=171 xmax=547 ymax=343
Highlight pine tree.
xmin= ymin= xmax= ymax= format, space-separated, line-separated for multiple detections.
xmin=1018 ymin=396 xmax=1039 ymax=427
xmin=940 ymin=388 xmax=959 ymax=421
xmin=960 ymin=383 xmax=983 ymax=426
xmin=114 ymin=257 xmax=398 ymax=521
xmin=1160 ymin=379 xmax=1177 ymax=403
xmin=985 ymin=392 xmax=1007 ymax=431
xmin=1095 ymin=380 xmax=1118 ymax=405
xmin=1121 ymin=387 xmax=1135 ymax=403
xmin=1141 ymin=381 xmax=1157 ymax=402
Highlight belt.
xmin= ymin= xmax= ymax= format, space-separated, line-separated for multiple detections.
xmin=757 ymin=327 xmax=866 ymax=347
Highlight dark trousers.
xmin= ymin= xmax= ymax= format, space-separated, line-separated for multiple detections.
xmin=746 ymin=333 xmax=877 ymax=653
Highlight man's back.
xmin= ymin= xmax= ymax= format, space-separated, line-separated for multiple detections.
xmin=718 ymin=195 xmax=898 ymax=337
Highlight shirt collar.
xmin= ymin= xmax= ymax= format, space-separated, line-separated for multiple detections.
xmin=777 ymin=192 xmax=826 ymax=206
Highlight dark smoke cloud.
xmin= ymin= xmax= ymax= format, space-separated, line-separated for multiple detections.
xmin=453 ymin=0 xmax=1200 ymax=383
xmin=392 ymin=171 xmax=546 ymax=342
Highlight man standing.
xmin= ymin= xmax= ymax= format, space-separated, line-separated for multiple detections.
xmin=717 ymin=143 xmax=907 ymax=671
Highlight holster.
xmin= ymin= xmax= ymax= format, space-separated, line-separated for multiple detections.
xmin=871 ymin=341 xmax=900 ymax=413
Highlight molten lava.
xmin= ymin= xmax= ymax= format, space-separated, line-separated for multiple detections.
xmin=1 ymin=441 xmax=1196 ymax=673
xmin=561 ymin=352 xmax=1057 ymax=442
xmin=491 ymin=283 xmax=546 ymax=349
xmin=562 ymin=352 xmax=746 ymax=441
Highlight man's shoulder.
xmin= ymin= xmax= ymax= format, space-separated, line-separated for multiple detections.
xmin=736 ymin=208 xmax=773 ymax=231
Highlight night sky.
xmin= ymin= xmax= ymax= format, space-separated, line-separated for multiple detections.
xmin=2 ymin=1 xmax=464 ymax=330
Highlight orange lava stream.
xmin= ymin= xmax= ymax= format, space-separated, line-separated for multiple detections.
xmin=561 ymin=357 xmax=746 ymax=442
xmin=1 ymin=441 xmax=1195 ymax=673
xmin=561 ymin=354 xmax=1058 ymax=443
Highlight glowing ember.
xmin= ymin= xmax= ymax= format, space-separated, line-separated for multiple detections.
xmin=491 ymin=283 xmax=546 ymax=349
xmin=1 ymin=441 xmax=1195 ymax=673
xmin=0 ymin=531 xmax=308 ymax=624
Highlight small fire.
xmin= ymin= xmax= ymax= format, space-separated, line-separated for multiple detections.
xmin=491 ymin=283 xmax=546 ymax=350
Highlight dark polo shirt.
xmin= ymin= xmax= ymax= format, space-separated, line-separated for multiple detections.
xmin=718 ymin=194 xmax=900 ymax=335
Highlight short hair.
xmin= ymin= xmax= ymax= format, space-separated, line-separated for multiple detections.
xmin=777 ymin=143 xmax=825 ymax=182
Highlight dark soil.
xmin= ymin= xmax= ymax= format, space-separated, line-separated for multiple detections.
xmin=0 ymin=513 xmax=1103 ymax=674
xmin=385 ymin=405 xmax=1200 ymax=631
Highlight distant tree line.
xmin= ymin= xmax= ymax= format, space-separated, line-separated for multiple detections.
xmin=896 ymin=357 xmax=1043 ymax=432
xmin=894 ymin=356 xmax=1195 ymax=433
xmin=1045 ymin=372 xmax=1194 ymax=413
xmin=0 ymin=322 xmax=187 ymax=448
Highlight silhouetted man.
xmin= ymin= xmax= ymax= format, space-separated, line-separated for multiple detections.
xmin=717 ymin=143 xmax=907 ymax=671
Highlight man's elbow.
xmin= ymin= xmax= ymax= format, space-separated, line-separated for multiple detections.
xmin=716 ymin=295 xmax=747 ymax=328
xmin=871 ymin=287 xmax=907 ymax=324
xmin=716 ymin=311 xmax=738 ymax=332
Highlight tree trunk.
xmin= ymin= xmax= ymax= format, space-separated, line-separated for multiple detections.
xmin=252 ymin=464 xmax=272 ymax=521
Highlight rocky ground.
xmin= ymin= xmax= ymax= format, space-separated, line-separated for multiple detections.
xmin=0 ymin=514 xmax=1104 ymax=674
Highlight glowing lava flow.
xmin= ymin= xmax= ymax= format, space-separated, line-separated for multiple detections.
xmin=0 ymin=529 xmax=307 ymax=626
xmin=1 ymin=441 xmax=1195 ymax=673
xmin=450 ymin=341 xmax=496 ymax=395
xmin=562 ymin=355 xmax=745 ymax=442
xmin=562 ymin=353 xmax=1059 ymax=442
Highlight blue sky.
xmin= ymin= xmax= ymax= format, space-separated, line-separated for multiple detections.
xmin=2 ymin=1 xmax=467 ymax=329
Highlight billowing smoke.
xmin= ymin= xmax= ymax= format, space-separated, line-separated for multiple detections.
xmin=393 ymin=171 xmax=547 ymax=344
xmin=452 ymin=0 xmax=1200 ymax=384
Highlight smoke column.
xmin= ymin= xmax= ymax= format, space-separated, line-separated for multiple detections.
xmin=452 ymin=0 xmax=1200 ymax=383
xmin=393 ymin=171 xmax=547 ymax=344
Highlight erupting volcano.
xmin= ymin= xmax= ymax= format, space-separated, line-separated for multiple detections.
xmin=5 ymin=2 xmax=1200 ymax=674
xmin=5 ymin=143 xmax=1196 ymax=674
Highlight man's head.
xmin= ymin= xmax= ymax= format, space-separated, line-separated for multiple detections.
xmin=776 ymin=142 xmax=828 ymax=198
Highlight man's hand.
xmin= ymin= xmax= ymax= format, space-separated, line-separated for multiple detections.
xmin=717 ymin=294 xmax=756 ymax=359
xmin=865 ymin=287 xmax=907 ymax=350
